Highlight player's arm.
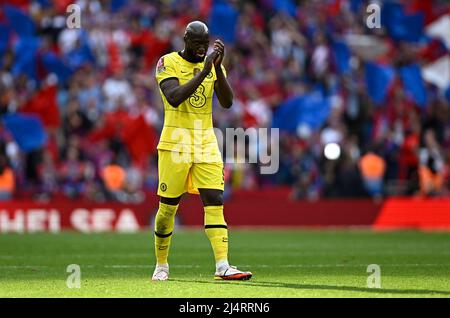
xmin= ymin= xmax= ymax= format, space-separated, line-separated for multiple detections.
xmin=213 ymin=39 xmax=233 ymax=109
xmin=160 ymin=51 xmax=219 ymax=108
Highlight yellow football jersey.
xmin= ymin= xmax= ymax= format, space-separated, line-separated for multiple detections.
xmin=155 ymin=52 xmax=226 ymax=156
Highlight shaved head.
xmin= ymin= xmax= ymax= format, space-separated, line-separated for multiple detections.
xmin=185 ymin=21 xmax=209 ymax=37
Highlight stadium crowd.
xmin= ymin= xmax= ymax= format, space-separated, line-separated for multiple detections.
xmin=0 ymin=0 xmax=449 ymax=202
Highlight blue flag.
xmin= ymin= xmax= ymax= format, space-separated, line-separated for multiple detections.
xmin=272 ymin=90 xmax=331 ymax=133
xmin=12 ymin=37 xmax=39 ymax=81
xmin=399 ymin=64 xmax=427 ymax=107
xmin=332 ymin=41 xmax=351 ymax=74
xmin=350 ymin=0 xmax=364 ymax=13
xmin=365 ymin=62 xmax=395 ymax=104
xmin=382 ymin=2 xmax=424 ymax=42
xmin=272 ymin=0 xmax=297 ymax=17
xmin=298 ymin=91 xmax=331 ymax=130
xmin=272 ymin=95 xmax=304 ymax=133
xmin=2 ymin=113 xmax=47 ymax=153
xmin=208 ymin=1 xmax=238 ymax=43
xmin=3 ymin=5 xmax=36 ymax=38
xmin=65 ymin=31 xmax=96 ymax=69
xmin=42 ymin=52 xmax=74 ymax=84
xmin=111 ymin=0 xmax=128 ymax=13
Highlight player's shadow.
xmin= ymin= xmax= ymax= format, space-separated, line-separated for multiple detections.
xmin=170 ymin=279 xmax=450 ymax=296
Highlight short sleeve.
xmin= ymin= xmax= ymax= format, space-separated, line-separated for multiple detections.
xmin=155 ymin=56 xmax=177 ymax=85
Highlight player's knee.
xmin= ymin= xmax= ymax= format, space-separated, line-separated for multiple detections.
xmin=200 ymin=190 xmax=223 ymax=206
xmin=158 ymin=197 xmax=181 ymax=220
xmin=155 ymin=221 xmax=170 ymax=234
xmin=160 ymin=196 xmax=182 ymax=206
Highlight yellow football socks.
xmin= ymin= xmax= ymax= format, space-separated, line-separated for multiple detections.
xmin=204 ymin=205 xmax=229 ymax=264
xmin=154 ymin=202 xmax=178 ymax=265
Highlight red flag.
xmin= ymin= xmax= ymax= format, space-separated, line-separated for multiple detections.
xmin=88 ymin=110 xmax=157 ymax=164
xmin=51 ymin=0 xmax=74 ymax=14
xmin=87 ymin=109 xmax=130 ymax=142
xmin=122 ymin=114 xmax=157 ymax=164
xmin=325 ymin=0 xmax=341 ymax=17
xmin=143 ymin=31 xmax=170 ymax=70
xmin=21 ymin=84 xmax=60 ymax=128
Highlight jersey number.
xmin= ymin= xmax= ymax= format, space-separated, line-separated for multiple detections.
xmin=189 ymin=84 xmax=206 ymax=108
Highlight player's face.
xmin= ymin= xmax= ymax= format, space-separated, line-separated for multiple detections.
xmin=185 ymin=33 xmax=209 ymax=62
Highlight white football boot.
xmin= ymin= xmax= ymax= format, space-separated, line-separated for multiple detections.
xmin=214 ymin=265 xmax=252 ymax=281
xmin=152 ymin=264 xmax=169 ymax=281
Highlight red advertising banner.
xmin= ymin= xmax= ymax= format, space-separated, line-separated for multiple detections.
xmin=0 ymin=200 xmax=158 ymax=233
xmin=374 ymin=198 xmax=450 ymax=230
xmin=0 ymin=188 xmax=449 ymax=233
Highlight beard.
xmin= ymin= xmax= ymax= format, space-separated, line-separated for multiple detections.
xmin=185 ymin=47 xmax=206 ymax=63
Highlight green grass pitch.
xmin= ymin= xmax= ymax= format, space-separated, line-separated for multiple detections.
xmin=0 ymin=229 xmax=449 ymax=298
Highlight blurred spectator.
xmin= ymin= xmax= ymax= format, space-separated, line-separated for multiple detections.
xmin=103 ymin=71 xmax=134 ymax=111
xmin=101 ymin=158 xmax=126 ymax=200
xmin=290 ymin=142 xmax=321 ymax=200
xmin=419 ymin=130 xmax=445 ymax=196
xmin=359 ymin=147 xmax=386 ymax=199
xmin=0 ymin=155 xmax=15 ymax=200
xmin=59 ymin=145 xmax=94 ymax=199
xmin=37 ymin=149 xmax=58 ymax=200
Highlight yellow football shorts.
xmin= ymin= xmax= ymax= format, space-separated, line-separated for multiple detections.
xmin=157 ymin=150 xmax=224 ymax=198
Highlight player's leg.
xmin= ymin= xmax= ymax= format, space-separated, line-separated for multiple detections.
xmin=155 ymin=196 xmax=182 ymax=259
xmin=193 ymin=161 xmax=252 ymax=280
xmin=152 ymin=195 xmax=181 ymax=281
xmin=152 ymin=150 xmax=190 ymax=281
xmin=198 ymin=188 xmax=228 ymax=266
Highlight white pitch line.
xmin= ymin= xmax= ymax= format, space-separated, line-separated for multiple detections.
xmin=0 ymin=253 xmax=153 ymax=259
xmin=0 ymin=265 xmax=48 ymax=269
xmin=1 ymin=264 xmax=449 ymax=269
xmin=104 ymin=265 xmax=201 ymax=269
xmin=241 ymin=264 xmax=450 ymax=268
xmin=2 ymin=250 xmax=449 ymax=260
